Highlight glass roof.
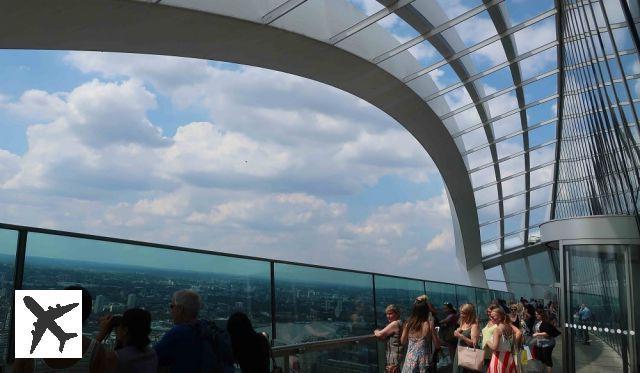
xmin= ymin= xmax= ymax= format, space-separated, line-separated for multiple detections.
xmin=273 ymin=0 xmax=560 ymax=258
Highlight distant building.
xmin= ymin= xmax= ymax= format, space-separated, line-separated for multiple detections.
xmin=127 ymin=293 xmax=137 ymax=308
xmin=94 ymin=295 xmax=106 ymax=313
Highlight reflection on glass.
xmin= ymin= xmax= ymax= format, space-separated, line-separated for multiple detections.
xmin=274 ymin=264 xmax=377 ymax=371
xmin=374 ymin=275 xmax=424 ymax=327
xmin=566 ymin=244 xmax=636 ymax=372
xmin=0 ymin=229 xmax=18 ymax=364
xmin=425 ymin=282 xmax=456 ymax=320
xmin=475 ymin=288 xmax=492 ymax=322
xmin=22 ymin=233 xmax=271 ymax=344
xmin=274 ymin=264 xmax=375 ymax=344
xmin=455 ymin=285 xmax=476 ymax=308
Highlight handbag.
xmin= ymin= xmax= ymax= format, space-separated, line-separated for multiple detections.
xmin=520 ymin=349 xmax=528 ymax=366
xmin=456 ymin=344 xmax=484 ymax=372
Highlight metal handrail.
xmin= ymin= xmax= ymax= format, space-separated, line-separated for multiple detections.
xmin=272 ymin=334 xmax=377 ymax=358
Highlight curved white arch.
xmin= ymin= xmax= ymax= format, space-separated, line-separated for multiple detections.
xmin=0 ymin=0 xmax=484 ymax=281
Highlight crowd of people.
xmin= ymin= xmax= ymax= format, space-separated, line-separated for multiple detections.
xmin=374 ymin=296 xmax=561 ymax=373
xmin=12 ymin=286 xmax=272 ymax=373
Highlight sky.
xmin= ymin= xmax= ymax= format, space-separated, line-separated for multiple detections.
xmin=0 ymin=0 xmax=635 ymax=287
xmin=0 ymin=49 xmax=466 ymax=282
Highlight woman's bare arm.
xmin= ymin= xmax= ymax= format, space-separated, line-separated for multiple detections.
xmin=487 ymin=327 xmax=502 ymax=350
xmin=400 ymin=324 xmax=409 ymax=345
xmin=374 ymin=321 xmax=399 ymax=340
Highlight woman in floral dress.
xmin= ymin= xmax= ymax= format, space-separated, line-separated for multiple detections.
xmin=400 ymin=295 xmax=440 ymax=373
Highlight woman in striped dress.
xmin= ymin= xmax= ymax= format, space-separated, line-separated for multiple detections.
xmin=485 ymin=307 xmax=522 ymax=373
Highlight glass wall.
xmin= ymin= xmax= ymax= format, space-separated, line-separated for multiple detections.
xmin=21 ymin=232 xmax=271 ymax=344
xmin=424 ymin=282 xmax=457 ymax=320
xmin=564 ymin=244 xmax=638 ymax=372
xmin=374 ymin=275 xmax=424 ymax=327
xmin=273 ymin=263 xmax=377 ymax=371
xmin=0 ymin=229 xmax=18 ymax=365
xmin=0 ymin=224 xmax=512 ymax=370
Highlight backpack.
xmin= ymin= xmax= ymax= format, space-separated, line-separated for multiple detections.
xmin=196 ymin=320 xmax=235 ymax=373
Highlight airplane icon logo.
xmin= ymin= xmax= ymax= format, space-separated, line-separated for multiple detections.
xmin=15 ymin=290 xmax=83 ymax=358
xmin=23 ymin=296 xmax=79 ymax=353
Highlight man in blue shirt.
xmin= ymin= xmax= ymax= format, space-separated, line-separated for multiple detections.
xmin=154 ymin=290 xmax=209 ymax=372
xmin=578 ymin=304 xmax=592 ymax=345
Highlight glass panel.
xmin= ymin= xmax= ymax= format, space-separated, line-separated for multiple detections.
xmin=520 ymin=46 xmax=558 ymax=81
xmin=450 ymin=10 xmax=497 ymax=48
xmin=274 ymin=263 xmax=374 ymax=344
xmin=503 ymin=194 xmax=526 ymax=217
xmin=500 ymin=155 xmax=525 ymax=179
xmin=504 ymin=212 xmax=525 ymax=234
xmin=504 ymin=0 xmax=555 ymax=25
xmin=475 ymin=184 xmax=499 ymax=206
xmin=336 ymin=11 xmax=419 ymax=60
xmin=565 ymin=244 xmax=637 ymax=372
xmin=504 ymin=232 xmax=524 ymax=249
xmin=425 ymin=282 xmax=457 ymax=319
xmin=526 ymin=98 xmax=557 ymax=124
xmin=529 ymin=203 xmax=550 ymax=227
xmin=0 ymin=229 xmax=18 ymax=364
xmin=273 ymin=0 xmax=375 ymax=41
xmin=480 ymin=222 xmax=500 ymax=243
xmin=487 ymin=280 xmax=508 ymax=292
xmin=466 ymin=147 xmax=493 ymax=171
xmin=504 ymin=258 xmax=530 ymax=284
xmin=467 ymin=40 xmax=508 ymax=72
xmin=471 ymin=166 xmax=497 ymax=189
xmin=502 ymin=175 xmax=526 ymax=196
xmin=374 ymin=275 xmax=424 ymax=327
xmin=482 ymin=241 xmax=500 ymax=257
xmin=528 ymin=251 xmax=555 ymax=285
xmin=523 ymin=73 xmax=558 ymax=104
xmin=528 ymin=123 xmax=556 ymax=147
xmin=496 ymin=137 xmax=524 ymax=160
xmin=475 ymin=288 xmax=492 ymax=323
xmin=460 ymin=127 xmax=488 ymax=152
xmin=478 ymin=203 xmax=500 ymax=224
xmin=513 ymin=17 xmax=557 ymax=55
xmin=22 ymin=233 xmax=272 ymax=343
xmin=455 ymin=285 xmax=476 ymax=308
xmin=530 ymin=164 xmax=554 ymax=187
xmin=433 ymin=0 xmax=482 ymax=19
xmin=492 ymin=112 xmax=523 ymax=139
xmin=530 ymin=142 xmax=556 ymax=168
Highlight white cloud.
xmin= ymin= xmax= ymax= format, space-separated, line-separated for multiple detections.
xmin=0 ymin=51 xmax=474 ymax=283
xmin=426 ymin=228 xmax=454 ymax=252
xmin=1 ymin=89 xmax=67 ymax=121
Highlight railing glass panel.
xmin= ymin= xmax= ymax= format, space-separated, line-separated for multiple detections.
xmin=0 ymin=228 xmax=18 ymax=363
xmin=0 ymin=224 xmax=514 ymax=370
xmin=373 ymin=275 xmax=424 ymax=327
xmin=21 ymin=232 xmax=272 ymax=344
xmin=424 ymin=281 xmax=457 ymax=319
xmin=273 ymin=263 xmax=378 ymax=371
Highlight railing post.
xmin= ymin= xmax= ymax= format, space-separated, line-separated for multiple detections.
xmin=7 ymin=229 xmax=27 ymax=366
xmin=270 ymin=261 xmax=277 ymax=343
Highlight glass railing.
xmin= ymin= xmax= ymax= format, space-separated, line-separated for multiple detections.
xmin=0 ymin=223 xmax=514 ymax=369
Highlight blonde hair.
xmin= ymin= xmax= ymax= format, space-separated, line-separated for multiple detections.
xmin=459 ymin=303 xmax=477 ymax=324
xmin=385 ymin=304 xmax=400 ymax=314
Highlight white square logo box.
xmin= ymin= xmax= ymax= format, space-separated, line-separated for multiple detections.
xmin=14 ymin=290 xmax=83 ymax=358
